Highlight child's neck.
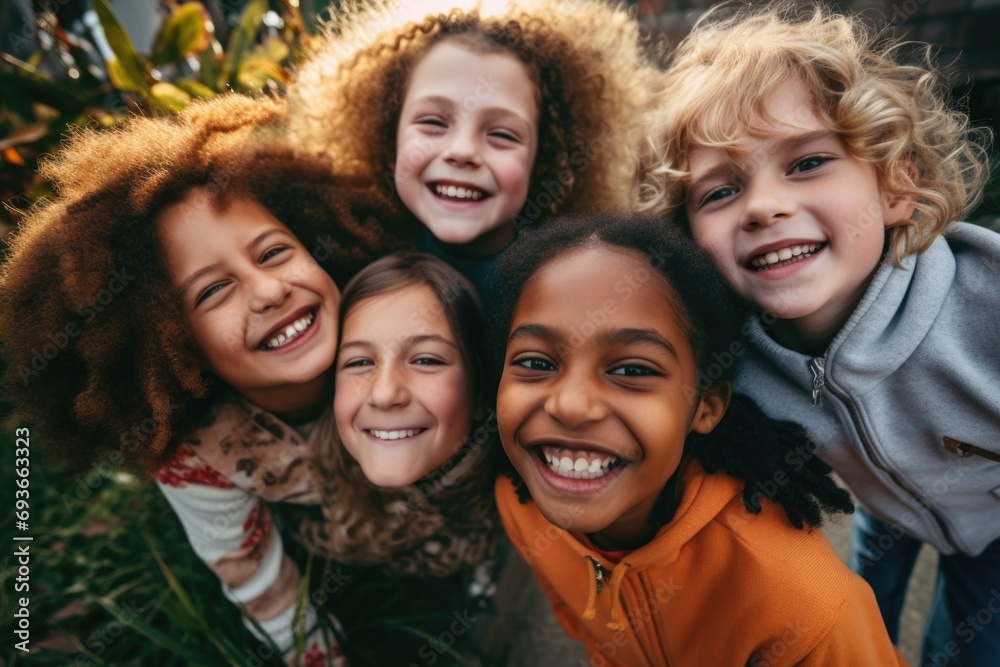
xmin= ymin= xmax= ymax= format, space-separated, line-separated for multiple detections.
xmin=239 ymin=373 xmax=333 ymax=424
xmin=424 ymin=221 xmax=515 ymax=259
xmin=588 ymin=513 xmax=655 ymax=552
xmin=768 ymin=316 xmax=845 ymax=357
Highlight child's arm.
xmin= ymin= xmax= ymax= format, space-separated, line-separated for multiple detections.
xmin=154 ymin=446 xmax=344 ymax=666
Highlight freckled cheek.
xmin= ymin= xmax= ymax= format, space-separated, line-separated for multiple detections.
xmin=334 ymin=376 xmax=369 ymax=413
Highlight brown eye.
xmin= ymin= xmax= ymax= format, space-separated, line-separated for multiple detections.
xmin=195 ymin=283 xmax=226 ymax=306
xmin=515 ymin=357 xmax=554 ymax=371
xmin=260 ymin=246 xmax=287 ymax=263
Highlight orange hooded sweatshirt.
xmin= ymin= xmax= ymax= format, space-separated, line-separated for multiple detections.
xmin=496 ymin=464 xmax=907 ymax=666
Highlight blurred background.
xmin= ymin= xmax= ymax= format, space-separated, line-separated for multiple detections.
xmin=1 ymin=1 xmax=997 ymax=665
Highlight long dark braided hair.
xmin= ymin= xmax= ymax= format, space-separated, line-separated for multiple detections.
xmin=492 ymin=213 xmax=853 ymax=530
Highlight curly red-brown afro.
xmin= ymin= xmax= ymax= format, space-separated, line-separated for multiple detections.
xmin=289 ymin=0 xmax=657 ymax=223
xmin=0 ymin=94 xmax=397 ymax=473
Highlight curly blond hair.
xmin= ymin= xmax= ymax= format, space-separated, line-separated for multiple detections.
xmin=640 ymin=2 xmax=991 ymax=261
xmin=0 ymin=94 xmax=393 ymax=472
xmin=289 ymin=0 xmax=657 ymax=221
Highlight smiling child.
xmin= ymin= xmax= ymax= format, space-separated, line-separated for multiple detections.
xmin=301 ymin=251 xmax=498 ymax=576
xmin=0 ymin=94 xmax=392 ymax=665
xmin=643 ymin=4 xmax=999 ymax=663
xmin=493 ymin=213 xmax=904 ymax=666
xmin=289 ymin=0 xmax=656 ymax=298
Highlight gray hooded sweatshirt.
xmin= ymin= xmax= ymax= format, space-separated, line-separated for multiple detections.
xmin=735 ymin=222 xmax=1000 ymax=556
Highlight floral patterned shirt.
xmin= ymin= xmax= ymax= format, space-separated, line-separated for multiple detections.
xmin=153 ymin=396 xmax=344 ymax=666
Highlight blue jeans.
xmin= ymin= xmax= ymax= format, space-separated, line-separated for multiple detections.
xmin=849 ymin=505 xmax=1000 ymax=667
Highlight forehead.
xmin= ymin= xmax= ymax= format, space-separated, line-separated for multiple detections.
xmin=344 ymin=283 xmax=451 ymax=337
xmin=156 ymin=193 xmax=290 ymax=264
xmin=514 ymin=245 xmax=689 ymax=342
xmin=686 ymin=78 xmax=829 ymax=171
xmin=404 ymin=40 xmax=540 ymax=114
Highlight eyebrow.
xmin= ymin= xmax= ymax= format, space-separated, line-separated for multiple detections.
xmin=507 ymin=323 xmax=556 ymax=345
xmin=176 ymin=228 xmax=288 ymax=298
xmin=508 ymin=323 xmax=679 ymax=361
xmin=339 ymin=334 xmax=459 ymax=352
xmin=601 ymin=328 xmax=679 ymax=361
xmin=689 ymin=130 xmax=837 ymax=194
xmin=688 ymin=162 xmax=736 ymax=196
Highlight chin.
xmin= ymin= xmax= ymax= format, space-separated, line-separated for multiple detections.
xmin=535 ymin=503 xmax=602 ymax=534
xmin=362 ymin=467 xmax=420 ymax=489
xmin=425 ymin=226 xmax=479 ymax=246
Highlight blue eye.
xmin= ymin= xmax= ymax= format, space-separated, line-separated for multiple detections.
xmin=791 ymin=156 xmax=829 ymax=173
xmin=703 ymin=185 xmax=738 ymax=205
xmin=515 ymin=357 xmax=554 ymax=372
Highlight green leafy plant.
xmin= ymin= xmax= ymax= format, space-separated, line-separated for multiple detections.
xmin=0 ymin=0 xmax=315 ymax=233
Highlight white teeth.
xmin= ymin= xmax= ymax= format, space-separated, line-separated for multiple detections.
xmin=750 ymin=243 xmax=820 ymax=270
xmin=369 ymin=429 xmax=422 ymax=440
xmin=540 ymin=446 xmax=620 ymax=480
xmin=434 ymin=184 xmax=484 ymax=200
xmin=262 ymin=312 xmax=315 ymax=350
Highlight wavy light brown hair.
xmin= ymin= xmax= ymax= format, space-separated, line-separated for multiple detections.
xmin=301 ymin=252 xmax=499 ymax=575
xmin=640 ymin=1 xmax=991 ymax=262
xmin=0 ymin=94 xmax=394 ymax=472
xmin=289 ymin=0 xmax=657 ymax=224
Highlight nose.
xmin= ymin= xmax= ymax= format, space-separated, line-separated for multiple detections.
xmin=740 ymin=176 xmax=795 ymax=231
xmin=441 ymin=125 xmax=481 ymax=168
xmin=248 ymin=272 xmax=291 ymax=313
xmin=368 ymin=362 xmax=410 ymax=409
xmin=543 ymin=371 xmax=607 ymax=429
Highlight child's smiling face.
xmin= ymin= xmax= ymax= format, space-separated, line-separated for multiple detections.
xmin=334 ymin=283 xmax=474 ymax=487
xmin=497 ymin=245 xmax=726 ymax=549
xmin=684 ymin=77 xmax=913 ymax=351
xmin=395 ymin=39 xmax=539 ymax=257
xmin=157 ymin=191 xmax=340 ymax=412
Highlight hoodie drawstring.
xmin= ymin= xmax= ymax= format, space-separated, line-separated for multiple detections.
xmin=582 ymin=556 xmax=630 ymax=631
xmin=607 ymin=563 xmax=629 ymax=631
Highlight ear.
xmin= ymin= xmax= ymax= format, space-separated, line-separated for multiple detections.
xmin=882 ymin=162 xmax=918 ymax=227
xmin=690 ymin=381 xmax=732 ymax=435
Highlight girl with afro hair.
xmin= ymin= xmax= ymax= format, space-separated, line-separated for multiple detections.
xmin=288 ymin=0 xmax=658 ymax=302
xmin=0 ymin=93 xmax=395 ymax=665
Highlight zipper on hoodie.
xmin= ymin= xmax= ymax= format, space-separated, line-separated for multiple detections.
xmin=809 ymin=357 xmax=825 ymax=406
xmin=809 ymin=356 xmax=960 ymax=553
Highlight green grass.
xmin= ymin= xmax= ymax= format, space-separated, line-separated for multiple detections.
xmin=1 ymin=417 xmax=500 ymax=667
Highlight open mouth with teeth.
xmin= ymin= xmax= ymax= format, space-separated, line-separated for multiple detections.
xmin=430 ymin=183 xmax=487 ymax=202
xmin=538 ymin=445 xmax=623 ymax=480
xmin=366 ymin=428 xmax=426 ymax=441
xmin=260 ymin=310 xmax=315 ymax=351
xmin=749 ymin=242 xmax=825 ymax=271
